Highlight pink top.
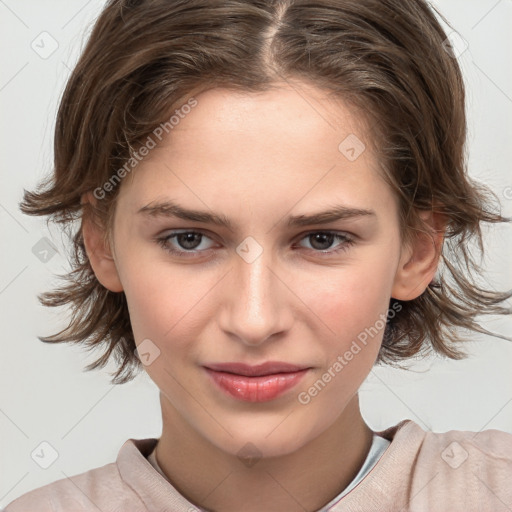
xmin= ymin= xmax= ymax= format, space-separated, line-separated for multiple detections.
xmin=146 ymin=429 xmax=391 ymax=510
xmin=4 ymin=419 xmax=512 ymax=511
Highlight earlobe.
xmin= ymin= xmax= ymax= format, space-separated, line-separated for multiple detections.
xmin=391 ymin=210 xmax=446 ymax=301
xmin=81 ymin=193 xmax=124 ymax=293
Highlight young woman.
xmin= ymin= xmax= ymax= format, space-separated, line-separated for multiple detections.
xmin=5 ymin=0 xmax=512 ymax=510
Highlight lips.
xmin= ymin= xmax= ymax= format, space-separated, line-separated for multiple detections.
xmin=203 ymin=362 xmax=310 ymax=402
xmin=205 ymin=361 xmax=308 ymax=377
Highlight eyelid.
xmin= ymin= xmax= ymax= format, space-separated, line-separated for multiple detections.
xmin=155 ymin=228 xmax=355 ymax=245
xmin=155 ymin=228 xmax=356 ymax=258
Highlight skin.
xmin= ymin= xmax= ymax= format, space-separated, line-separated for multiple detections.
xmin=82 ymin=80 xmax=445 ymax=512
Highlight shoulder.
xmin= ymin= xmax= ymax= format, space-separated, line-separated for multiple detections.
xmin=402 ymin=422 xmax=512 ymax=511
xmin=3 ymin=439 xmax=152 ymax=512
xmin=324 ymin=420 xmax=512 ymax=511
xmin=416 ymin=424 xmax=512 ymax=473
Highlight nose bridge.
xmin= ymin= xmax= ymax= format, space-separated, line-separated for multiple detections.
xmin=241 ymin=247 xmax=270 ymax=313
xmin=224 ymin=238 xmax=289 ymax=346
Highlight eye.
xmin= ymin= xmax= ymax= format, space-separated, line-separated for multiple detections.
xmin=294 ymin=231 xmax=355 ymax=255
xmin=156 ymin=230 xmax=216 ymax=258
xmin=155 ymin=230 xmax=356 ymax=258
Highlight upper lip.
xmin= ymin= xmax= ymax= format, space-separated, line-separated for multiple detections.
xmin=204 ymin=362 xmax=310 ymax=377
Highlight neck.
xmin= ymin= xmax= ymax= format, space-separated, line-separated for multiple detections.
xmin=154 ymin=393 xmax=373 ymax=512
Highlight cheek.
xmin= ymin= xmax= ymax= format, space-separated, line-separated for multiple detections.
xmin=298 ymin=265 xmax=391 ymax=411
xmin=301 ymin=257 xmax=395 ymax=343
xmin=119 ymin=253 xmax=216 ymax=349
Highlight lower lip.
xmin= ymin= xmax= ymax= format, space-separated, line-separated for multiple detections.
xmin=204 ymin=368 xmax=309 ymax=402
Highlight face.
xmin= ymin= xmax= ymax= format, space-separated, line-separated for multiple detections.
xmin=104 ymin=81 xmax=407 ymax=457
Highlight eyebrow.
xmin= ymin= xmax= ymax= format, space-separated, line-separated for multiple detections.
xmin=137 ymin=200 xmax=376 ymax=229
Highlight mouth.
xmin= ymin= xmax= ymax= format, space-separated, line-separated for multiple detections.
xmin=203 ymin=362 xmax=311 ymax=402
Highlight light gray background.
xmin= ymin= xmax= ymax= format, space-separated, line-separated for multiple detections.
xmin=1 ymin=0 xmax=511 ymax=506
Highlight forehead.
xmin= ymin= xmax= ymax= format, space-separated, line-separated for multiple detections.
xmin=115 ymin=82 xmax=393 ymax=223
xmin=166 ymin=81 xmax=367 ymax=148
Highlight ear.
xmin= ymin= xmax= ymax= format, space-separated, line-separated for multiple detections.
xmin=81 ymin=192 xmax=124 ymax=293
xmin=391 ymin=210 xmax=446 ymax=301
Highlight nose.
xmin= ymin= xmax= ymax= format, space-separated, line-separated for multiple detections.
xmin=218 ymin=246 xmax=293 ymax=347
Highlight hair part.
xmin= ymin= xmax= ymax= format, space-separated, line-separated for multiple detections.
xmin=20 ymin=0 xmax=512 ymax=384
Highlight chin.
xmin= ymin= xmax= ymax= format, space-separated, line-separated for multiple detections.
xmin=205 ymin=414 xmax=320 ymax=461
xmin=221 ymin=434 xmax=306 ymax=462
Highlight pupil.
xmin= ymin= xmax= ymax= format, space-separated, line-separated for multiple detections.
xmin=311 ymin=233 xmax=333 ymax=250
xmin=175 ymin=233 xmax=335 ymax=251
xmin=179 ymin=233 xmax=201 ymax=249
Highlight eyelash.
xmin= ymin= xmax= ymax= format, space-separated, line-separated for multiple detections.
xmin=155 ymin=230 xmax=356 ymax=259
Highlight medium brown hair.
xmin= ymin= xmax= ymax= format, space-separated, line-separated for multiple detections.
xmin=20 ymin=0 xmax=512 ymax=384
